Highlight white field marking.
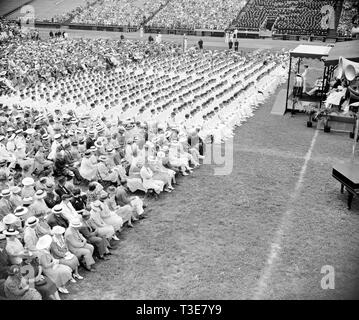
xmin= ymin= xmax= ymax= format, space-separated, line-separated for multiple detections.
xmin=236 ymin=145 xmax=346 ymax=164
xmin=253 ymin=129 xmax=319 ymax=300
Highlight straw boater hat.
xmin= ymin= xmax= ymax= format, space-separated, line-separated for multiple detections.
xmin=52 ymin=205 xmax=62 ymax=214
xmin=3 ymin=214 xmax=18 ymax=225
xmin=45 ymin=182 xmax=54 ymax=190
xmin=3 ymin=228 xmax=19 ymax=236
xmin=107 ymin=186 xmax=116 ymax=194
xmin=25 ymin=128 xmax=36 ymax=135
xmin=36 ymin=234 xmax=52 ymax=250
xmin=25 ymin=216 xmax=39 ymax=227
xmin=99 ymin=191 xmax=108 ymax=200
xmin=52 ymin=225 xmax=65 ymax=235
xmin=94 ymin=140 xmax=103 ymax=149
xmin=22 ymin=177 xmax=35 ymax=186
xmin=22 ymin=196 xmax=33 ymax=205
xmin=157 ymin=151 xmax=165 ymax=158
xmin=10 ymin=186 xmax=21 ymax=194
xmin=14 ymin=206 xmax=28 ymax=217
xmin=98 ymin=155 xmax=107 ymax=162
xmin=69 ymin=218 xmax=82 ymax=228
xmin=1 ymin=189 xmax=11 ymax=197
xmin=34 ymin=189 xmax=47 ymax=200
xmin=82 ymin=210 xmax=90 ymax=218
xmin=7 ymin=265 xmax=20 ymax=276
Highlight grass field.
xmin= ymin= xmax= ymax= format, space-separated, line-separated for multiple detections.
xmin=62 ymin=80 xmax=359 ymax=300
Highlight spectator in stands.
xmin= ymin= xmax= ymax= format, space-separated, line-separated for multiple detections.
xmin=64 ymin=218 xmax=96 ymax=272
xmin=36 ymin=234 xmax=73 ymax=294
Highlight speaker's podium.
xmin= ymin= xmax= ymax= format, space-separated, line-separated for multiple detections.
xmin=332 ymin=162 xmax=359 ymax=209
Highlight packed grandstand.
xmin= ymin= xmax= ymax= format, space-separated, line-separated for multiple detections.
xmin=2 ymin=0 xmax=358 ymax=36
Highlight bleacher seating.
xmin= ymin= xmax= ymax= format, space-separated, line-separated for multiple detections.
xmin=337 ymin=0 xmax=359 ymax=36
xmin=147 ymin=0 xmax=246 ymax=30
xmin=68 ymin=0 xmax=167 ymax=27
xmin=231 ymin=0 xmax=337 ymax=36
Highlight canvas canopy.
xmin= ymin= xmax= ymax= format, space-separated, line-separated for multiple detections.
xmin=323 ymin=40 xmax=359 ymax=66
xmin=290 ymin=45 xmax=332 ymax=59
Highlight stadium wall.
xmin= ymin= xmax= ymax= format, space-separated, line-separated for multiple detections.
xmin=31 ymin=21 xmax=355 ymax=42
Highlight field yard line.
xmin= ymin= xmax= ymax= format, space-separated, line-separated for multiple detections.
xmin=253 ymin=129 xmax=319 ymax=300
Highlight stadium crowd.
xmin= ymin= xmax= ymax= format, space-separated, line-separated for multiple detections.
xmin=0 ymin=15 xmax=288 ymax=299
xmin=52 ymin=0 xmax=100 ymax=24
xmin=337 ymin=0 xmax=359 ymax=37
xmin=231 ymin=0 xmax=336 ymax=35
xmin=147 ymin=0 xmax=246 ymax=30
xmin=68 ymin=0 xmax=168 ymax=27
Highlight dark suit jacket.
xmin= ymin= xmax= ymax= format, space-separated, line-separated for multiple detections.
xmin=47 ymin=213 xmax=69 ymax=229
xmin=86 ymin=137 xmax=95 ymax=150
xmin=55 ymin=184 xmax=72 ymax=199
xmin=44 ymin=193 xmax=61 ymax=209
xmin=70 ymin=195 xmax=87 ymax=212
xmin=0 ymin=249 xmax=11 ymax=280
xmin=79 ymin=224 xmax=95 ymax=240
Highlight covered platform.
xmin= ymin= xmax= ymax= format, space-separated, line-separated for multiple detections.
xmin=283 ymin=44 xmax=332 ymax=114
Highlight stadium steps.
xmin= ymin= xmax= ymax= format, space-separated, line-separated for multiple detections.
xmin=228 ymin=0 xmax=253 ymax=30
xmin=142 ymin=0 xmax=173 ymax=28
xmin=334 ymin=0 xmax=345 ymax=31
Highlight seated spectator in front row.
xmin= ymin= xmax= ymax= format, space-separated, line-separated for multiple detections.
xmin=50 ymin=226 xmax=83 ymax=282
xmin=36 ymin=234 xmax=73 ymax=294
xmin=91 ymin=199 xmax=123 ymax=235
xmin=79 ymin=209 xmax=112 ymax=260
xmin=22 ymin=251 xmax=61 ymax=300
xmin=64 ymin=218 xmax=96 ymax=272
